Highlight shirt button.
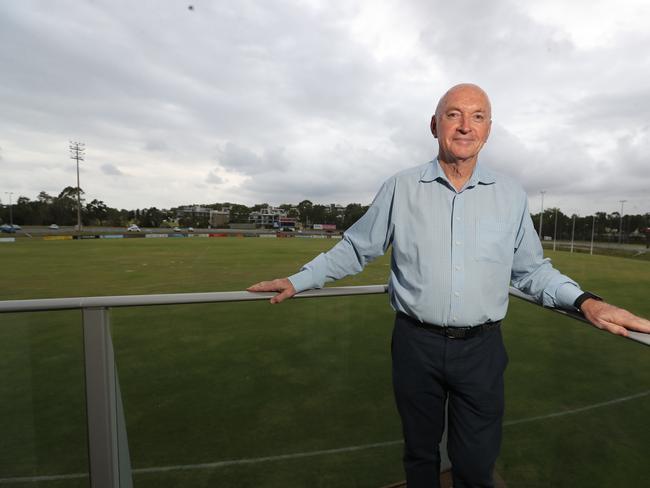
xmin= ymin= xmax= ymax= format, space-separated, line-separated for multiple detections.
xmin=455 ymin=265 xmax=461 ymax=271
xmin=454 ymin=292 xmax=460 ymax=297
xmin=455 ymin=241 xmax=461 ymax=245
xmin=452 ymin=317 xmax=457 ymax=322
xmin=455 ymin=217 xmax=461 ymax=222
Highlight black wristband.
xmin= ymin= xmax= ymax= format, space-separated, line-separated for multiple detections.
xmin=574 ymin=291 xmax=603 ymax=311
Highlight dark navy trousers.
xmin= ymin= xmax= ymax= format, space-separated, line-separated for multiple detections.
xmin=391 ymin=313 xmax=508 ymax=488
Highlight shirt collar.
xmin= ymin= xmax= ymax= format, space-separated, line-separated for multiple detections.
xmin=419 ymin=159 xmax=497 ymax=186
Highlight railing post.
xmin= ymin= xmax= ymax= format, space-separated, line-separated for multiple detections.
xmin=82 ymin=307 xmax=133 ymax=488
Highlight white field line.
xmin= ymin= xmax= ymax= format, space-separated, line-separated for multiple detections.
xmin=133 ymin=440 xmax=402 ymax=474
xmin=0 ymin=472 xmax=88 ymax=483
xmin=1 ymin=389 xmax=648 ymax=483
xmin=502 ymin=389 xmax=650 ymax=427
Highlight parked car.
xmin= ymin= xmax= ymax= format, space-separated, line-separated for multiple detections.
xmin=10 ymin=224 xmax=21 ymax=230
xmin=49 ymin=224 xmax=60 ymax=230
xmin=0 ymin=224 xmax=16 ymax=233
xmin=127 ymin=225 xmax=141 ymax=232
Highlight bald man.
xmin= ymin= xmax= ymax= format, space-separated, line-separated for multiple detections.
xmin=248 ymin=84 xmax=650 ymax=488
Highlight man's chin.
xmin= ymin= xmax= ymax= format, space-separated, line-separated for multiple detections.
xmin=448 ymin=151 xmax=479 ymax=162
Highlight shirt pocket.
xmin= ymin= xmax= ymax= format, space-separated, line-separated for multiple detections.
xmin=476 ymin=218 xmax=516 ymax=264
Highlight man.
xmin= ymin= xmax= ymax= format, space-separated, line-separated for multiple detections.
xmin=248 ymin=84 xmax=650 ymax=488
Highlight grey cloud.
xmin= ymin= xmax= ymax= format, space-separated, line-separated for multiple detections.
xmin=568 ymin=89 xmax=650 ymax=126
xmin=240 ymin=171 xmax=362 ymax=204
xmin=237 ymin=144 xmax=398 ymax=206
xmin=0 ymin=0 xmax=381 ymax=165
xmin=206 ymin=170 xmax=224 ymax=184
xmin=412 ymin=0 xmax=575 ymax=79
xmin=144 ymin=140 xmax=170 ymax=152
xmin=2 ymin=1 xmax=650 ymax=214
xmin=481 ymin=121 xmax=650 ymax=205
xmin=101 ymin=163 xmax=124 ymax=176
xmin=216 ymin=142 xmax=290 ymax=175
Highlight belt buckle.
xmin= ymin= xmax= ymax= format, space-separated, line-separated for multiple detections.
xmin=444 ymin=327 xmax=466 ymax=339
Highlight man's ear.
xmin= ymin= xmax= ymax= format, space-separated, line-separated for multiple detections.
xmin=430 ymin=115 xmax=438 ymax=138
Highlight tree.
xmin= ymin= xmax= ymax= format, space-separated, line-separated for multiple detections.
xmin=53 ymin=187 xmax=84 ymax=225
xmin=343 ymin=203 xmax=367 ymax=229
xmin=228 ymin=204 xmax=251 ymax=223
xmin=250 ymin=203 xmax=268 ymax=212
xmin=37 ymin=191 xmax=54 ymax=204
xmin=311 ymin=204 xmax=327 ymax=224
xmin=139 ymin=207 xmax=165 ymax=228
xmin=297 ymin=200 xmax=313 ymax=225
xmin=86 ymin=199 xmax=109 ymax=226
xmin=11 ymin=196 xmax=33 ymax=225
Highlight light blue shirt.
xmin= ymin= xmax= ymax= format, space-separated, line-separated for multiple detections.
xmin=289 ymin=159 xmax=583 ymax=327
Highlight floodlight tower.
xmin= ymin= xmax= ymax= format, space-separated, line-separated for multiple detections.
xmin=538 ymin=190 xmax=546 ymax=240
xmin=618 ymin=199 xmax=627 ymax=244
xmin=70 ymin=141 xmax=85 ymax=233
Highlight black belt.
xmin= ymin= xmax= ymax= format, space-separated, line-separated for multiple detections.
xmin=397 ymin=312 xmax=501 ymax=339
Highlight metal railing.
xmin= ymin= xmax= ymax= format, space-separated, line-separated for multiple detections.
xmin=0 ymin=286 xmax=647 ymax=488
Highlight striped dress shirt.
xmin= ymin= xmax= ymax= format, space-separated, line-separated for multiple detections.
xmin=288 ymin=159 xmax=583 ymax=327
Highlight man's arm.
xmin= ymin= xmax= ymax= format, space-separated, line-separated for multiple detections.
xmin=247 ymin=178 xmax=396 ymax=303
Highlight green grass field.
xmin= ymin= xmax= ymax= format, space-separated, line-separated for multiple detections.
xmin=1 ymin=237 xmax=649 ymax=487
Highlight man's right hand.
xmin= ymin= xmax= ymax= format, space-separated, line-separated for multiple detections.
xmin=247 ymin=278 xmax=297 ymax=304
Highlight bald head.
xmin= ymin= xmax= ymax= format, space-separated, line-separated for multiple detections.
xmin=430 ymin=83 xmax=492 ymax=166
xmin=435 ymin=83 xmax=492 ymax=121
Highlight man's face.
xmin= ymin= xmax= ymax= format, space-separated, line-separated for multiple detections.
xmin=431 ymin=86 xmax=492 ymax=164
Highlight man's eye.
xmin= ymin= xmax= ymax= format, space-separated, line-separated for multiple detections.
xmin=447 ymin=112 xmax=460 ymax=119
xmin=473 ymin=114 xmax=485 ymax=121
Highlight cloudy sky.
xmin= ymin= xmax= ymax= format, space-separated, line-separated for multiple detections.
xmin=2 ymin=0 xmax=650 ymax=216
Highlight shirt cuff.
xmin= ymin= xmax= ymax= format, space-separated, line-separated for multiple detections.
xmin=555 ymin=283 xmax=583 ymax=310
xmin=288 ymin=269 xmax=316 ymax=293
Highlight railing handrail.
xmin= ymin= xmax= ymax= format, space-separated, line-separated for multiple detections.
xmin=1 ymin=284 xmax=648 ymax=346
xmin=0 ymin=285 xmax=389 ymax=312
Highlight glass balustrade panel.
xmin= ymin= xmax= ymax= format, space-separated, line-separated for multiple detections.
xmin=499 ymin=298 xmax=650 ymax=487
xmin=0 ymin=311 xmax=90 ymax=488
xmin=112 ymin=295 xmax=404 ymax=488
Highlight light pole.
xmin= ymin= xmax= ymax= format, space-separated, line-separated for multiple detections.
xmin=570 ymin=214 xmax=576 ymax=253
xmin=590 ymin=214 xmax=596 ymax=255
xmin=538 ymin=190 xmax=546 ymax=240
xmin=618 ymin=200 xmax=627 ymax=244
xmin=69 ymin=141 xmax=85 ymax=232
xmin=3 ymin=191 xmax=13 ymax=227
xmin=552 ymin=207 xmax=558 ymax=251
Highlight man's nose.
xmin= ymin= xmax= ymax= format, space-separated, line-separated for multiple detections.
xmin=457 ymin=115 xmax=471 ymax=133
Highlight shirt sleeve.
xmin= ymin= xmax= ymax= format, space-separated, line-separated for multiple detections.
xmin=510 ymin=193 xmax=583 ymax=310
xmin=288 ymin=178 xmax=396 ymax=293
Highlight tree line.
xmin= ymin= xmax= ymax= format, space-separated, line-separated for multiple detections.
xmin=1 ymin=188 xmax=648 ymax=240
xmin=0 ymin=188 xmax=370 ymax=230
xmin=0 ymin=187 xmax=172 ymax=228
xmin=531 ymin=208 xmax=650 ymax=244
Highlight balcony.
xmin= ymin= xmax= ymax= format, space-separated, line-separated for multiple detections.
xmin=1 ymin=283 xmax=648 ymax=488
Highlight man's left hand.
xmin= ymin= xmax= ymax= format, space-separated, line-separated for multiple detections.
xmin=580 ymin=299 xmax=650 ymax=337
